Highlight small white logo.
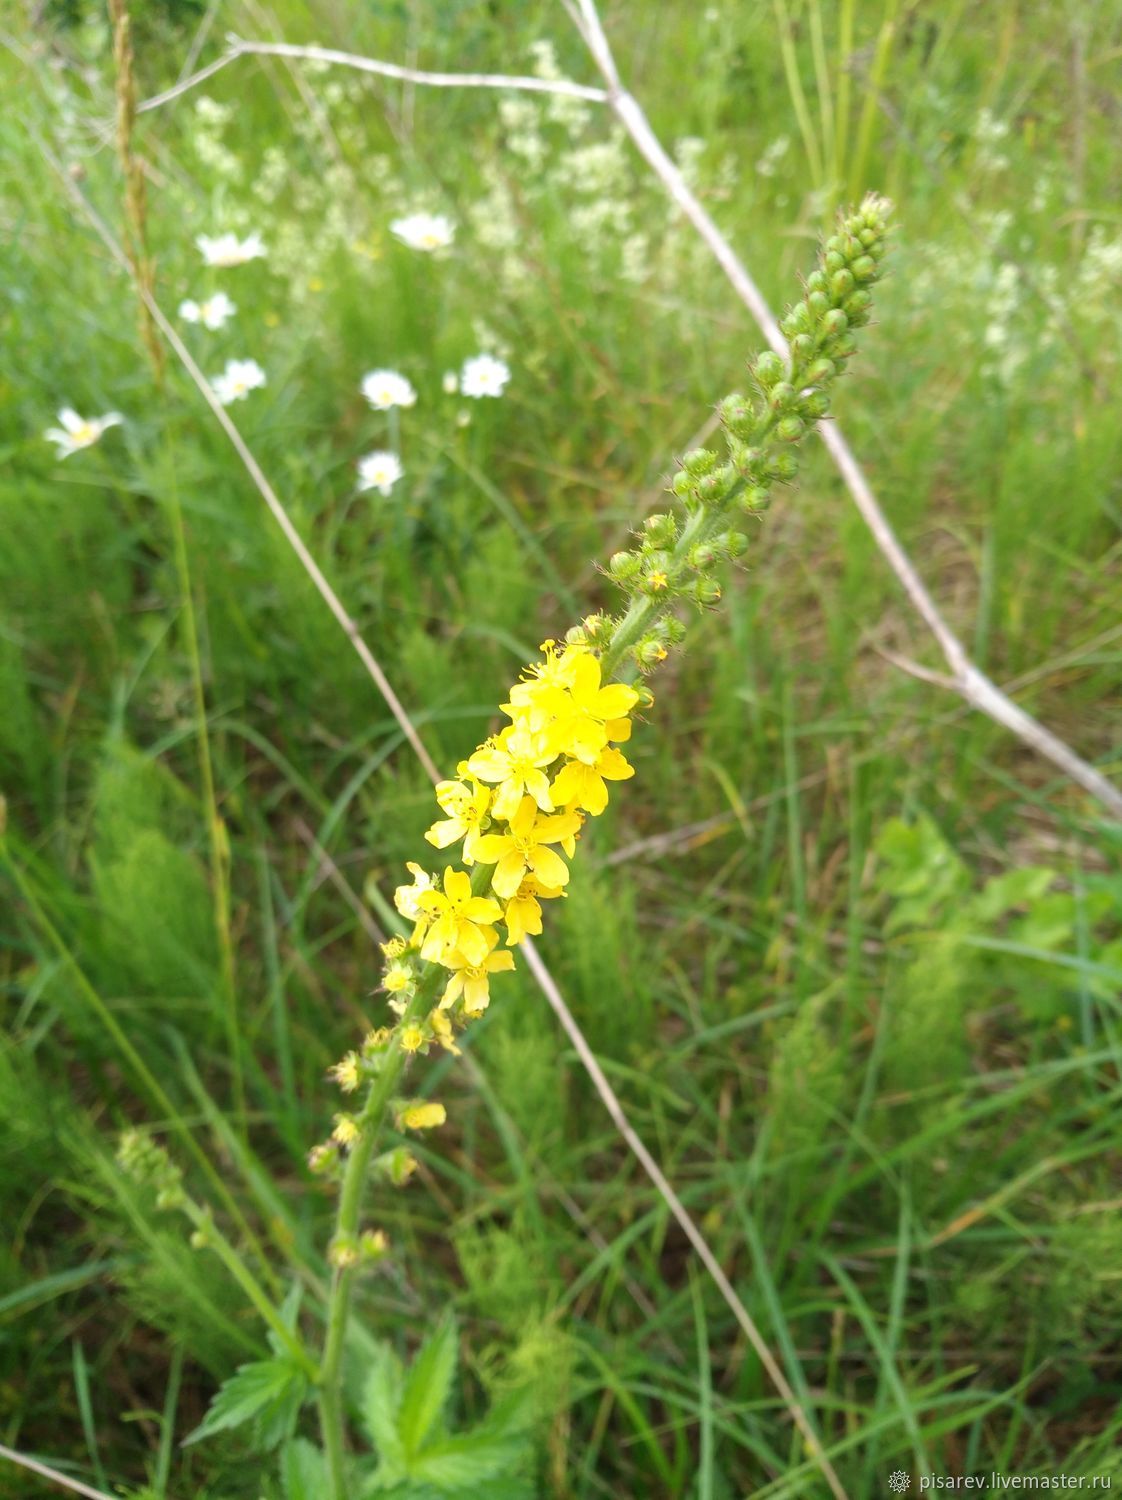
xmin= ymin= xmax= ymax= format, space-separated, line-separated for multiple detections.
xmin=888 ymin=1474 xmax=910 ymax=1495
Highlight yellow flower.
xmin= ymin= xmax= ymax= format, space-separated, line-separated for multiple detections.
xmin=534 ymin=651 xmax=639 ymax=764
xmin=398 ymin=1100 xmax=447 ymax=1131
xmin=400 ymin=1024 xmax=425 ymax=1052
xmin=424 ymin=779 xmax=492 ymax=859
xmin=394 ymin=862 xmax=435 ymax=920
xmin=417 ymin=867 xmax=502 ymax=965
xmin=429 ymin=1007 xmax=462 ymax=1056
xmin=466 ymin=726 xmax=557 ymax=820
xmin=383 ymin=961 xmax=414 ymax=996
xmin=550 ymin=746 xmax=635 ymax=815
xmin=472 ymin=795 xmax=581 ymax=900
xmin=438 ymin=928 xmax=516 ymax=1014
xmin=503 ymin=874 xmax=564 ymax=946
xmin=333 ymin=1114 xmax=360 ymax=1146
xmin=329 ymin=1052 xmax=361 ymax=1092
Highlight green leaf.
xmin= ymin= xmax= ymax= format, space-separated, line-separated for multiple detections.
xmin=397 ymin=1316 xmax=458 ymax=1459
xmin=409 ymin=1427 xmax=525 ymax=1488
xmin=184 ymin=1358 xmax=306 ymax=1448
xmin=282 ymin=1438 xmax=328 ymax=1500
xmin=362 ymin=1344 xmax=406 ymax=1474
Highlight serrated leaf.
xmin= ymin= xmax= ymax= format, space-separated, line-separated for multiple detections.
xmin=362 ymin=1344 xmax=406 ymax=1474
xmin=398 ymin=1316 xmax=458 ymax=1459
xmin=266 ymin=1281 xmax=305 ymax=1359
xmin=184 ymin=1358 xmax=306 ymax=1447
xmin=409 ymin=1426 xmax=524 ymax=1487
xmin=282 ymin=1438 xmax=327 ymax=1500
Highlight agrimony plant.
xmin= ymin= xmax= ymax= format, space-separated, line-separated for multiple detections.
xmin=120 ymin=195 xmax=891 ymax=1497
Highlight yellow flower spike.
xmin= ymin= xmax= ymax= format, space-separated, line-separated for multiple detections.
xmin=472 ymin=795 xmax=581 ymax=900
xmin=329 ymin=1053 xmax=361 ymax=1092
xmin=417 ymin=868 xmax=502 ymax=965
xmin=503 ymin=875 xmax=565 ymax=946
xmin=551 ymin=746 xmax=635 ymax=816
xmin=398 ymin=1100 xmax=447 ymax=1131
xmin=424 ymin=779 xmax=492 ymax=860
xmin=466 ymin=726 xmax=557 ymax=820
xmin=438 ymin=930 xmax=516 ymax=1014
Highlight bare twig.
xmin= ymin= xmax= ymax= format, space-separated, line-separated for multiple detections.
xmin=562 ymin=0 xmax=1121 ymax=821
xmin=37 ymin=137 xmax=830 ymax=1491
xmin=137 ymin=36 xmax=609 ymax=115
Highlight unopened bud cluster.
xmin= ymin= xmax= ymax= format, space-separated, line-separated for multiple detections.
xmin=597 ymin=194 xmax=891 ymax=676
xmin=118 ymin=1128 xmax=186 ymax=1211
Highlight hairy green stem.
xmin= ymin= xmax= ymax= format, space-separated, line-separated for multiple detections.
xmin=317 ymin=977 xmax=437 ymax=1499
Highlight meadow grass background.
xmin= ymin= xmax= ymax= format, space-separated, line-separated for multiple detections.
xmin=2 ymin=0 xmax=1122 ymax=1495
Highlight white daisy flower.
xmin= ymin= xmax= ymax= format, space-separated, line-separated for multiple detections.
xmin=361 ymin=369 xmax=417 ymax=411
xmin=389 ymin=212 xmax=455 ymax=253
xmin=357 ymin=450 xmax=404 ymax=496
xmin=196 ymin=231 xmax=267 ymax=267
xmin=179 ymin=292 xmax=237 ymax=329
xmin=211 ymin=358 xmax=267 ymax=405
xmin=442 ymin=371 xmax=459 ymax=394
xmin=460 ymin=354 xmax=511 ymax=399
xmin=44 ymin=408 xmax=123 ymax=459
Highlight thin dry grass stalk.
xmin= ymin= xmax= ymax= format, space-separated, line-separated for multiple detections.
xmin=107 ymin=0 xmax=164 ymax=384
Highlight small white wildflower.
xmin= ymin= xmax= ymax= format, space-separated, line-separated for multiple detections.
xmin=197 ymin=231 xmax=267 ymax=267
xmin=755 ymin=135 xmax=790 ymax=178
xmin=44 ymin=408 xmax=123 ymax=459
xmin=211 ymin=358 xmax=267 ymax=405
xmin=179 ymin=292 xmax=237 ymax=330
xmin=460 ymin=354 xmax=511 ymax=399
xmin=389 ymin=213 xmax=455 ymax=252
xmin=442 ymin=372 xmax=459 ymax=395
xmin=361 ymin=369 xmax=417 ymax=410
xmin=357 ymin=451 xmax=404 ymax=496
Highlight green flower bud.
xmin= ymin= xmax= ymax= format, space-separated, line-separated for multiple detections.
xmin=775 ymin=415 xmax=805 ymax=443
xmin=844 ymin=289 xmax=873 ymax=317
xmin=824 ymin=250 xmax=845 ymax=274
xmin=768 ymin=381 xmax=796 ymax=411
xmin=691 ymin=578 xmax=722 ymax=606
xmin=608 ymin=550 xmax=641 ymax=581
xmin=682 ymin=447 xmax=718 ymax=477
xmin=821 ymin=309 xmax=848 ymax=339
xmin=799 ymin=390 xmax=831 ymax=420
xmin=753 ymin=350 xmax=785 ymax=387
xmin=832 ymin=333 xmax=858 ymax=358
xmin=665 ymin=616 xmax=687 ymax=645
xmin=829 ymin=268 xmax=855 ymax=299
xmin=780 ymin=303 xmax=811 ymax=338
xmin=850 ymin=254 xmax=876 ymax=281
xmin=644 ymin=513 xmax=678 ymax=547
xmin=806 ymin=357 xmax=836 ymax=384
xmin=565 ymin=623 xmax=590 ymax=646
xmin=715 ymin=529 xmax=750 ymax=558
xmin=687 ymin=542 xmax=717 ymax=570
xmin=717 ymin=393 xmax=757 ymax=440
xmin=789 ymin=333 xmax=814 ymax=362
xmin=767 ymin=451 xmax=799 ymax=482
xmin=635 ymin=636 xmax=670 ymax=668
xmin=671 ymin=470 xmax=698 ymax=500
xmin=582 ymin=612 xmax=609 ymax=642
xmin=697 ymin=467 xmax=734 ymax=504
xmin=804 ymin=269 xmax=827 ymax=294
xmin=738 ymin=484 xmax=771 ymax=512
xmin=807 ymin=290 xmax=829 ymax=319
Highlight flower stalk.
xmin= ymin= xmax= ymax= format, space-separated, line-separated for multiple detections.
xmin=309 ymin=195 xmax=893 ymax=1490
